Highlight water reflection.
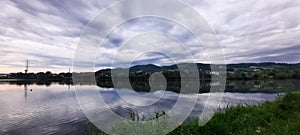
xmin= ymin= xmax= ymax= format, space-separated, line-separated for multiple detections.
xmin=0 ymin=83 xmax=88 ymax=135
xmin=3 ymin=79 xmax=300 ymax=93
xmin=0 ymin=80 xmax=297 ymax=134
xmin=24 ymin=84 xmax=27 ymax=101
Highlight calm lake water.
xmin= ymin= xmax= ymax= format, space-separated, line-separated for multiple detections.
xmin=1 ymin=80 xmax=298 ymax=135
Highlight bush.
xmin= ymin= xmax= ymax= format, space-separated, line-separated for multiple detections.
xmin=86 ymin=93 xmax=300 ymax=135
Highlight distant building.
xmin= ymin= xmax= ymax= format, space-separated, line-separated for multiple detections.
xmin=249 ymin=66 xmax=261 ymax=72
xmin=0 ymin=74 xmax=8 ymax=78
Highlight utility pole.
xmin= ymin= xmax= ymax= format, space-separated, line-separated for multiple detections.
xmin=25 ymin=60 xmax=29 ymax=74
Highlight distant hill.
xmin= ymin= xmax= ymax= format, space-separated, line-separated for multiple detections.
xmin=227 ymin=62 xmax=300 ymax=69
xmin=96 ymin=62 xmax=300 ymax=73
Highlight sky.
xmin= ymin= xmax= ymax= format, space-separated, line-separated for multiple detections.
xmin=1 ymin=0 xmax=300 ymax=73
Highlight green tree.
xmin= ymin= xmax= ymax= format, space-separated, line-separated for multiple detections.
xmin=253 ymin=73 xmax=263 ymax=80
xmin=275 ymin=72 xmax=288 ymax=79
xmin=240 ymin=72 xmax=248 ymax=80
xmin=293 ymin=69 xmax=300 ymax=79
xmin=268 ymin=69 xmax=278 ymax=76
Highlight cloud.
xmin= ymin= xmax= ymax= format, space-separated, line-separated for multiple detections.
xmin=0 ymin=0 xmax=115 ymax=72
xmin=0 ymin=0 xmax=299 ymax=73
xmin=192 ymin=0 xmax=300 ymax=63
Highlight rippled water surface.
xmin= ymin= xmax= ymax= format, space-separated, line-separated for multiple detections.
xmin=0 ymin=82 xmax=278 ymax=135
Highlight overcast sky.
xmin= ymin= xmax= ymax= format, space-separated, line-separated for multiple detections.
xmin=1 ymin=0 xmax=300 ymax=73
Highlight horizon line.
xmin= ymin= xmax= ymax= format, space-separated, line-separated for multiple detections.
xmin=1 ymin=61 xmax=299 ymax=74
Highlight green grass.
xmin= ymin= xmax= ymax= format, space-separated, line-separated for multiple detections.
xmin=169 ymin=93 xmax=300 ymax=135
xmin=86 ymin=93 xmax=300 ymax=135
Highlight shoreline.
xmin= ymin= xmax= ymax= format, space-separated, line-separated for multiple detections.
xmin=86 ymin=93 xmax=300 ymax=135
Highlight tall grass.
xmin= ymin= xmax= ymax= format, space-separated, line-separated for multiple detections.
xmin=86 ymin=93 xmax=300 ymax=135
xmin=169 ymin=93 xmax=300 ymax=135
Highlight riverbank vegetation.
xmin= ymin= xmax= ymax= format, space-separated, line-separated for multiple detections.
xmin=2 ymin=63 xmax=300 ymax=81
xmin=86 ymin=93 xmax=300 ymax=135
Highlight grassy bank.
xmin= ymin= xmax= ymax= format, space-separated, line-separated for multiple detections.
xmin=87 ymin=93 xmax=300 ymax=135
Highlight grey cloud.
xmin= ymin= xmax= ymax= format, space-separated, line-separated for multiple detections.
xmin=0 ymin=0 xmax=300 ymax=72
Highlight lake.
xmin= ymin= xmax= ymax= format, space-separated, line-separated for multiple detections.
xmin=0 ymin=80 xmax=298 ymax=135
